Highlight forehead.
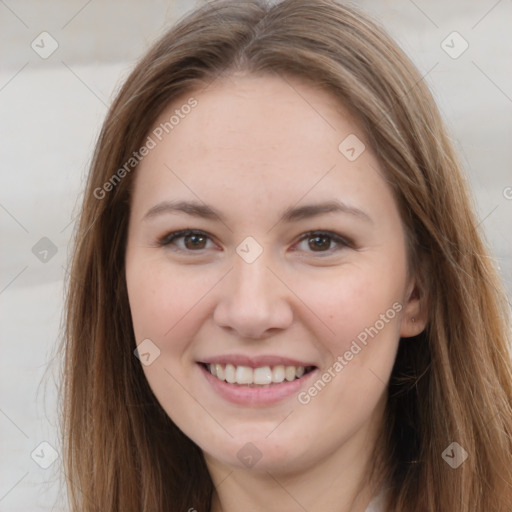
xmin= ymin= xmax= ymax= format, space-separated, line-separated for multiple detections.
xmin=165 ymin=73 xmax=357 ymax=163
xmin=130 ymin=73 xmax=395 ymax=225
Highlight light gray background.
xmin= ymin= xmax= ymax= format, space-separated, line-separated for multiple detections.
xmin=1 ymin=1 xmax=511 ymax=510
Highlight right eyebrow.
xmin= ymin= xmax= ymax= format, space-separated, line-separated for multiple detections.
xmin=143 ymin=200 xmax=224 ymax=222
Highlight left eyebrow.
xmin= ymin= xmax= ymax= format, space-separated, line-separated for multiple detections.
xmin=280 ymin=200 xmax=373 ymax=224
xmin=142 ymin=199 xmax=373 ymax=224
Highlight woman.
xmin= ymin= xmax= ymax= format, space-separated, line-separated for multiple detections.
xmin=60 ymin=1 xmax=512 ymax=511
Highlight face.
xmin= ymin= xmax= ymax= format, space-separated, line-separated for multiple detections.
xmin=125 ymin=73 xmax=424 ymax=477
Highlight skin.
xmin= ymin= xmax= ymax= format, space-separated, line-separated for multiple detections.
xmin=125 ymin=73 xmax=427 ymax=512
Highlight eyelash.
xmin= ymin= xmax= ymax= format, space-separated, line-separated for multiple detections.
xmin=157 ymin=229 xmax=353 ymax=255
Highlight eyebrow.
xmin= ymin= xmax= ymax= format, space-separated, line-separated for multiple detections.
xmin=142 ymin=199 xmax=373 ymax=224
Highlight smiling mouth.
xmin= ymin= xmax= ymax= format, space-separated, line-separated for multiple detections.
xmin=199 ymin=363 xmax=316 ymax=387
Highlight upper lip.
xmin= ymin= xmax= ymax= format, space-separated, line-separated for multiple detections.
xmin=199 ymin=354 xmax=317 ymax=368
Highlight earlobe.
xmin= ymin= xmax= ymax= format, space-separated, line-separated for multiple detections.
xmin=399 ymin=282 xmax=428 ymax=338
xmin=400 ymin=314 xmax=426 ymax=337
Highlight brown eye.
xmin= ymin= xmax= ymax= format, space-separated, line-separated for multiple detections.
xmin=294 ymin=231 xmax=351 ymax=254
xmin=308 ymin=234 xmax=332 ymax=251
xmin=158 ymin=230 xmax=214 ymax=252
xmin=183 ymin=233 xmax=207 ymax=250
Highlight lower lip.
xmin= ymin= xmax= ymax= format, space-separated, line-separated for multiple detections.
xmin=198 ymin=363 xmax=318 ymax=406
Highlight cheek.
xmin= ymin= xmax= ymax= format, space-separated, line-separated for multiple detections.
xmin=293 ymin=269 xmax=402 ymax=436
xmin=303 ymin=265 xmax=404 ymax=416
xmin=126 ymin=256 xmax=212 ymax=422
xmin=299 ymin=263 xmax=404 ymax=351
xmin=126 ymin=254 xmax=209 ymax=347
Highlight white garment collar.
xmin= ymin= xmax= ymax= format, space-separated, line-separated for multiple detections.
xmin=364 ymin=487 xmax=387 ymax=512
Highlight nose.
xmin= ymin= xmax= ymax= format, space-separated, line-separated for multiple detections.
xmin=213 ymin=251 xmax=294 ymax=339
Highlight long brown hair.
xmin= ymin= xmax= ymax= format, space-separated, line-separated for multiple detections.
xmin=60 ymin=1 xmax=512 ymax=510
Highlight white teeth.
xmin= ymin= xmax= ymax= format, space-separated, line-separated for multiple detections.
xmin=235 ymin=365 xmax=253 ymax=384
xmin=215 ymin=364 xmax=225 ymax=380
xmin=253 ymin=366 xmax=272 ymax=385
xmin=272 ymin=365 xmax=285 ymax=383
xmin=225 ymin=364 xmax=236 ymax=383
xmin=285 ymin=366 xmax=296 ymax=381
xmin=205 ymin=363 xmax=311 ymax=385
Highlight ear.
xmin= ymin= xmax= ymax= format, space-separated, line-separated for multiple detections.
xmin=399 ymin=278 xmax=428 ymax=338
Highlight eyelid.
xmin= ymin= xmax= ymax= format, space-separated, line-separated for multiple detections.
xmin=157 ymin=229 xmax=217 ymax=250
xmin=157 ymin=229 xmax=353 ymax=253
xmin=292 ymin=230 xmax=353 ymax=253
